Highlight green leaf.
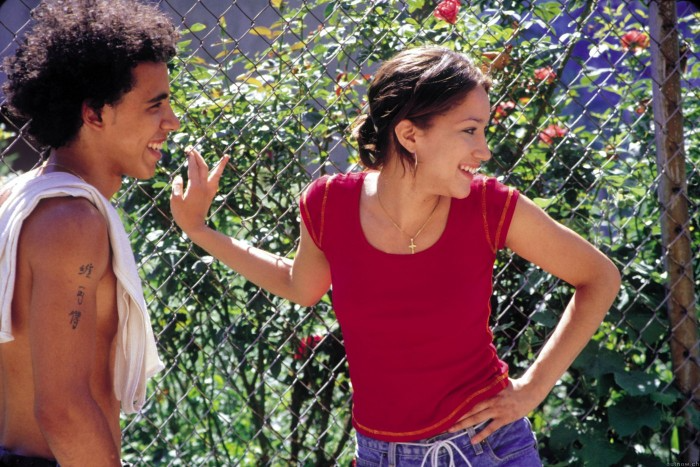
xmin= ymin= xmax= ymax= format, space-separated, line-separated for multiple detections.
xmin=576 ymin=428 xmax=626 ymax=467
xmin=531 ymin=308 xmax=558 ymax=327
xmin=572 ymin=343 xmax=626 ymax=378
xmin=614 ymin=371 xmax=659 ymax=396
xmin=532 ymin=197 xmax=556 ymax=209
xmin=608 ymin=398 xmax=662 ymax=436
xmin=534 ymin=1 xmax=563 ymax=24
xmin=650 ymin=390 xmax=680 ymax=406
xmin=549 ymin=418 xmax=578 ymax=453
xmin=249 ymin=26 xmax=279 ymax=40
xmin=406 ymin=0 xmax=425 ymax=12
xmin=188 ymin=22 xmax=207 ymax=33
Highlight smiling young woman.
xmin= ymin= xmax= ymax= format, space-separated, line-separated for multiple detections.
xmin=170 ymin=45 xmax=621 ymax=466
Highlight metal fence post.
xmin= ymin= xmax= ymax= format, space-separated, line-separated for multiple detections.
xmin=649 ymin=0 xmax=699 ymax=462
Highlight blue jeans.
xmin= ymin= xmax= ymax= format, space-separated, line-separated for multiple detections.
xmin=355 ymin=417 xmax=542 ymax=466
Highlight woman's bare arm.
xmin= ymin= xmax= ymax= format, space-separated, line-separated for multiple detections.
xmin=170 ymin=149 xmax=331 ymax=306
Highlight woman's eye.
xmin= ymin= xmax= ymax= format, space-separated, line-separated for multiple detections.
xmin=463 ymin=128 xmax=476 ymax=135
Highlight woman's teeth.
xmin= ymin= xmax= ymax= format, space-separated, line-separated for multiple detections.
xmin=148 ymin=142 xmax=163 ymax=151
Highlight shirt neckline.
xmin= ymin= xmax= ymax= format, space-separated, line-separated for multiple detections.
xmin=353 ymin=171 xmax=455 ymax=258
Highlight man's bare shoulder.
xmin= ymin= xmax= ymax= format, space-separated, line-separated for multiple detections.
xmin=20 ymin=197 xmax=110 ymax=269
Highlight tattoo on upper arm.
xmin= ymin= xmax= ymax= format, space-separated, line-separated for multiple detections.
xmin=68 ymin=310 xmax=82 ymax=329
xmin=68 ymin=286 xmax=85 ymax=329
xmin=76 ymin=286 xmax=86 ymax=305
xmin=78 ymin=263 xmax=94 ymax=278
xmin=68 ymin=263 xmax=96 ymax=330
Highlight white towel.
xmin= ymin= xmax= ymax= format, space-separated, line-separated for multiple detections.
xmin=0 ymin=169 xmax=164 ymax=413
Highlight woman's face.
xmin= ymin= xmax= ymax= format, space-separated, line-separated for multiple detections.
xmin=410 ymin=86 xmax=492 ymax=199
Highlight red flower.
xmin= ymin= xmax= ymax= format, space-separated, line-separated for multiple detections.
xmin=635 ymin=98 xmax=651 ymax=115
xmin=621 ymin=29 xmax=650 ymax=53
xmin=534 ymin=66 xmax=556 ymax=84
xmin=434 ymin=0 xmax=460 ymax=24
xmin=493 ymin=100 xmax=516 ymax=122
xmin=294 ymin=335 xmax=322 ymax=360
xmin=538 ymin=124 xmax=568 ymax=145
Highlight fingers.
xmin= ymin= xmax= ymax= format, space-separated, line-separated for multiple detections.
xmin=449 ymin=406 xmax=491 ymax=435
xmin=449 ymin=409 xmax=508 ymax=445
xmin=449 ymin=399 xmax=491 ymax=431
xmin=186 ymin=146 xmax=212 ymax=189
xmin=171 ymin=175 xmax=183 ymax=198
xmin=469 ymin=420 xmax=505 ymax=445
xmin=192 ymin=147 xmax=209 ymax=173
xmin=183 ymin=147 xmax=229 ymax=193
xmin=208 ymin=154 xmax=230 ymax=186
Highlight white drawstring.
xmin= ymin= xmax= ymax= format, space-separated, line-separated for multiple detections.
xmin=418 ymin=436 xmax=473 ymax=467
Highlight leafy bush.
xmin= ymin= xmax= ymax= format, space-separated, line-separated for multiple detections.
xmin=116 ymin=1 xmax=699 ymax=465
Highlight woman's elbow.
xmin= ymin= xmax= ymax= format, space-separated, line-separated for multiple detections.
xmin=602 ymin=255 xmax=622 ymax=292
xmin=588 ymin=254 xmax=622 ymax=303
xmin=293 ymin=293 xmax=325 ymax=308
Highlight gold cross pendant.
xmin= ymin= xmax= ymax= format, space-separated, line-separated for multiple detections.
xmin=409 ymin=238 xmax=417 ymax=254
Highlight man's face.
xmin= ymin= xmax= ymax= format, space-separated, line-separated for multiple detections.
xmin=99 ymin=61 xmax=180 ymax=180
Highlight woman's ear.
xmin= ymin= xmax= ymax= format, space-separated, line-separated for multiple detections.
xmin=81 ymin=102 xmax=104 ymax=130
xmin=394 ymin=119 xmax=418 ymax=154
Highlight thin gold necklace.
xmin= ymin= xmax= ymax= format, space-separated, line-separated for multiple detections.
xmin=376 ymin=189 xmax=441 ymax=254
xmin=42 ymin=161 xmax=87 ymax=183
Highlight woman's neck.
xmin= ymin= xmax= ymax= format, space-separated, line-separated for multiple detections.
xmin=373 ymin=162 xmax=443 ymax=231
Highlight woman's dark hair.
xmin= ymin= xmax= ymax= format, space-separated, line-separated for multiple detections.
xmin=352 ymin=46 xmax=491 ymax=170
xmin=3 ymin=0 xmax=179 ymax=149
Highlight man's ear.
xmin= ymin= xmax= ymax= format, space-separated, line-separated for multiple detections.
xmin=394 ymin=119 xmax=418 ymax=154
xmin=81 ymin=102 xmax=103 ymax=130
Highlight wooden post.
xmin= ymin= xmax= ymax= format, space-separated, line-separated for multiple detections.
xmin=649 ymin=0 xmax=699 ymax=462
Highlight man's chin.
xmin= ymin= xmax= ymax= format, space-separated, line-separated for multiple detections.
xmin=124 ymin=169 xmax=156 ymax=180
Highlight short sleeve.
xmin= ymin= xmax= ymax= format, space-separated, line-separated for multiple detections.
xmin=299 ymin=175 xmax=333 ymax=250
xmin=479 ymin=177 xmax=519 ymax=252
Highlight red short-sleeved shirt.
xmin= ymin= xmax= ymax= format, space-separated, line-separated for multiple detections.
xmin=299 ymin=171 xmax=519 ymax=442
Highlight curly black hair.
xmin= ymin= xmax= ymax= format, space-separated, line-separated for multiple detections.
xmin=3 ymin=0 xmax=179 ymax=149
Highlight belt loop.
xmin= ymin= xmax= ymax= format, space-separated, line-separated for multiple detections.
xmin=388 ymin=441 xmax=397 ymax=466
xmin=466 ymin=426 xmax=484 ymax=455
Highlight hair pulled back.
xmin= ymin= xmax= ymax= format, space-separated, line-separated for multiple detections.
xmin=3 ymin=0 xmax=179 ymax=149
xmin=352 ymin=46 xmax=490 ymax=170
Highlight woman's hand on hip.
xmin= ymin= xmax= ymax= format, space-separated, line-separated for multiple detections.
xmin=448 ymin=377 xmax=545 ymax=445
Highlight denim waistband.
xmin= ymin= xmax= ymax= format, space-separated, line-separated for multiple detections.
xmin=356 ymin=420 xmax=488 ymax=456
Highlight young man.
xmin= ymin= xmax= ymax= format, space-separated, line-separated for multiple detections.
xmin=0 ymin=0 xmax=180 ymax=465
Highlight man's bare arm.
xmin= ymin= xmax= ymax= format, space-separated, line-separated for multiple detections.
xmin=22 ymin=198 xmax=121 ymax=466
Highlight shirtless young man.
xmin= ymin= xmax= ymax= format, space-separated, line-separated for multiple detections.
xmin=0 ymin=0 xmax=180 ymax=465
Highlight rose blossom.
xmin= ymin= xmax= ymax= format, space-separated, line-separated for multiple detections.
xmin=294 ymin=335 xmax=322 ymax=360
xmin=621 ymin=29 xmax=650 ymax=53
xmin=534 ymin=66 xmax=556 ymax=84
xmin=539 ymin=124 xmax=568 ymax=145
xmin=434 ymin=0 xmax=460 ymax=24
xmin=493 ymin=100 xmax=516 ymax=122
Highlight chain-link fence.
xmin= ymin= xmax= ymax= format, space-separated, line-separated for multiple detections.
xmin=1 ymin=0 xmax=698 ymax=465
